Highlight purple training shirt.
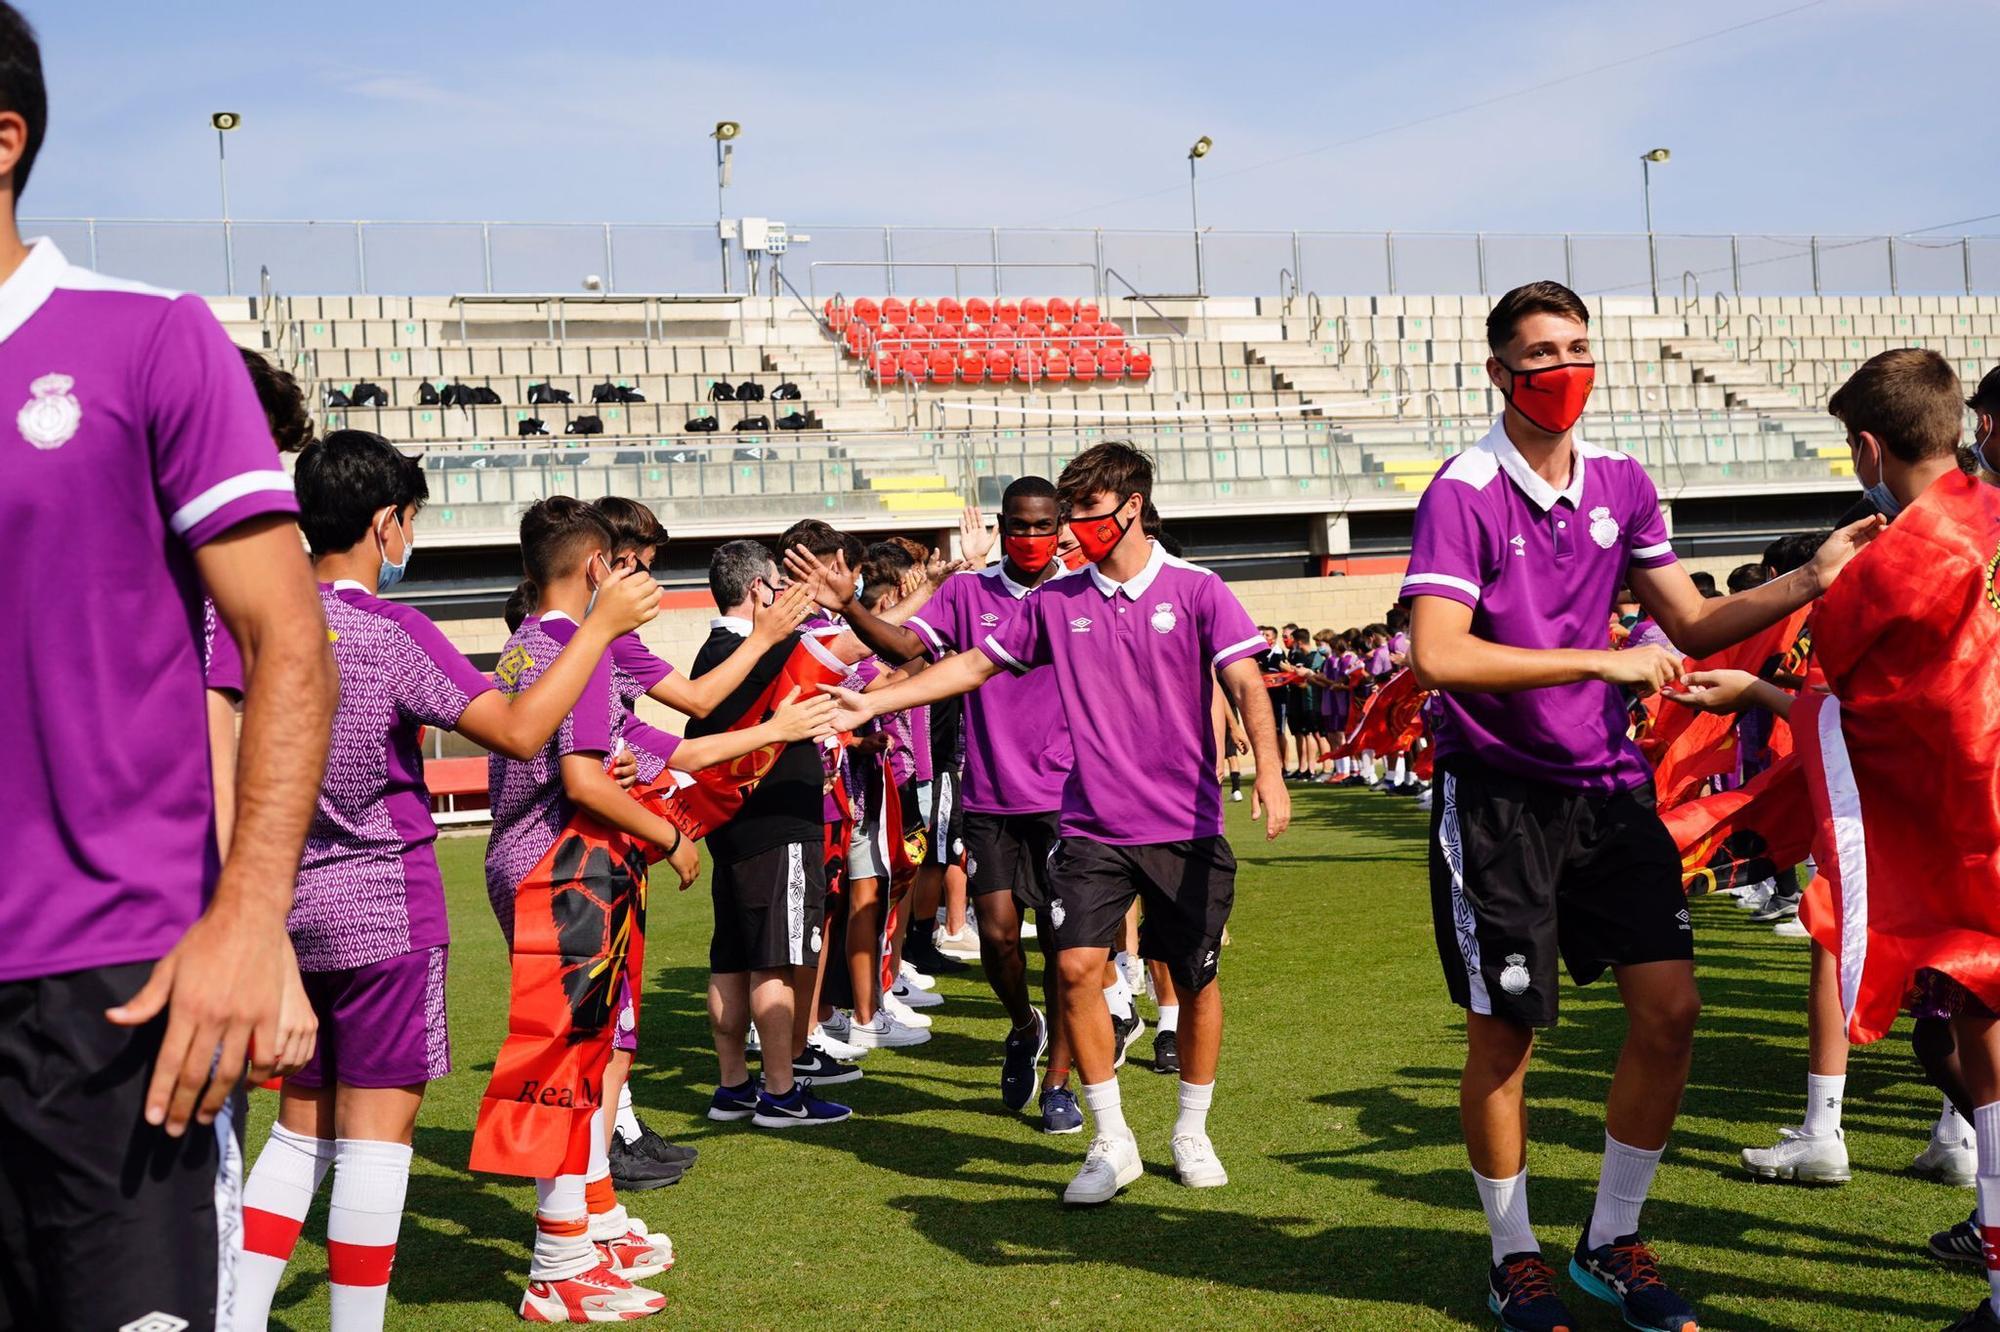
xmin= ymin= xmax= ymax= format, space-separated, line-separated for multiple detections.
xmin=0 ymin=240 xmax=299 ymax=981
xmin=1400 ymin=416 xmax=1678 ymax=793
xmin=293 ymin=582 xmax=494 ymax=971
xmin=982 ymin=541 xmax=1264 ymax=844
xmin=542 ymin=616 xmax=682 ymax=785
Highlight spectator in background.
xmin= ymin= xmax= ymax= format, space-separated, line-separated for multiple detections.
xmin=1690 ymin=570 xmax=1719 ymax=598
xmin=1727 ymin=563 xmax=1766 ymax=595
xmin=1256 ymin=627 xmax=1298 ymax=777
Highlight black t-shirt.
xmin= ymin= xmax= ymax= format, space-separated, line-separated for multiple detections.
xmin=687 ymin=625 xmax=823 ymax=865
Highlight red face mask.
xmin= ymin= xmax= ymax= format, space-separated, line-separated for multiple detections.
xmin=1002 ymin=533 xmax=1058 ymax=573
xmin=1058 ymin=544 xmax=1089 ymax=572
xmin=1068 ymin=499 xmax=1134 ymax=565
xmin=1501 ymin=361 xmax=1595 ymax=435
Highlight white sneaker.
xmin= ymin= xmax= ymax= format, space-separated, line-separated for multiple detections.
xmin=745 ymin=1022 xmax=761 ymax=1053
xmin=880 ymin=989 xmax=933 ymax=1029
xmin=899 ymin=959 xmax=936 ymax=992
xmin=934 ymin=923 xmax=980 ymax=960
xmin=1913 ymin=1132 xmax=1979 ymax=1188
xmin=1772 ymin=918 xmax=1809 ymax=938
xmin=808 ymin=1023 xmax=868 ymax=1062
xmin=1736 ymin=879 xmax=1775 ymax=912
xmin=1231 ymin=789 xmax=1244 ymax=802
xmin=1063 ymin=1130 xmax=1142 ymax=1205
xmin=890 ymin=977 xmax=943 ymax=1010
xmin=1741 ymin=1126 xmax=1850 ymax=1184
xmin=1415 ymin=788 xmax=1434 ymax=812
xmin=845 ymin=1008 xmax=930 ymax=1049
xmin=1171 ymin=1133 xmax=1229 ymax=1189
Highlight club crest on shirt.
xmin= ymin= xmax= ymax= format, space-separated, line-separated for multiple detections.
xmin=1499 ymin=952 xmax=1531 ymax=995
xmin=1149 ymin=601 xmax=1178 ymax=634
xmin=1588 ymin=506 xmax=1619 ymax=550
xmin=18 ymin=372 xmax=80 ymax=450
xmin=1068 ymin=616 xmax=1093 ymax=634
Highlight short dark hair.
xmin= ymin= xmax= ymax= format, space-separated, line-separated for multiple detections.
xmin=0 ymin=5 xmax=45 ymax=198
xmin=1258 ymin=625 xmax=1277 ymax=635
xmin=293 ymin=429 xmax=427 ymax=556
xmin=519 ymin=496 xmax=612 ymax=596
xmin=239 ymin=349 xmax=312 ymax=454
xmin=1140 ymin=498 xmax=1162 ymax=536
xmin=1826 ymin=347 xmax=1964 ymax=463
xmin=1001 ymin=475 xmax=1057 ymax=507
xmin=1058 ymin=441 xmax=1153 ymax=510
xmin=1689 ymin=570 xmax=1719 ymax=598
xmin=709 ymin=538 xmax=775 ymax=610
xmin=866 ymin=539 xmax=918 ymax=577
xmin=1764 ymin=530 xmax=1831 ymax=577
xmin=593 ymin=496 xmax=667 ymax=556
xmin=503 ymin=581 xmax=535 ymax=633
xmin=779 ymin=519 xmax=841 ymax=560
xmin=1486 ymin=280 xmax=1589 ymax=351
xmin=1726 ymin=562 xmax=1766 ymax=594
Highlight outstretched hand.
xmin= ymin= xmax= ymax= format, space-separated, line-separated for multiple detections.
xmin=783 ymin=545 xmax=855 ymax=614
xmin=1805 ymin=513 xmax=1887 ymax=595
xmin=959 ymin=505 xmax=996 ymax=566
xmin=818 ymin=682 xmax=876 ymax=733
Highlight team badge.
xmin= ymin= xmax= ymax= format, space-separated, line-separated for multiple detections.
xmin=1150 ymin=601 xmax=1178 ymax=634
xmin=18 ymin=372 xmax=80 ymax=450
xmin=1048 ymin=898 xmax=1066 ymax=929
xmin=1986 ymin=543 xmax=2000 ymax=614
xmin=1587 ymin=505 xmax=1619 ymax=550
xmin=810 ymin=925 xmax=822 ymax=955
xmin=1069 ymin=616 xmax=1093 ymax=634
xmin=1499 ymin=953 xmax=1531 ymax=995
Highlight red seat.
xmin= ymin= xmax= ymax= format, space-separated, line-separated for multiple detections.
xmin=1015 ymin=351 xmax=1044 ymax=383
xmin=995 ymin=299 xmax=1021 ymax=324
xmin=985 ymin=350 xmax=1014 ymax=382
xmin=957 ymin=351 xmax=985 ymax=383
xmin=965 ymin=297 xmax=991 ymax=325
xmin=1019 ymin=320 xmax=1046 ymax=343
xmin=1048 ymin=297 xmax=1074 ymax=325
xmin=882 ymin=297 xmax=908 ymax=325
xmin=1097 ymin=322 xmax=1126 ymax=347
xmin=989 ymin=320 xmax=1017 ymax=345
xmin=899 ymin=350 xmax=926 ymax=382
xmin=1127 ymin=350 xmax=1153 ymax=380
xmin=937 ymin=297 xmax=964 ymax=324
xmin=1044 ymin=350 xmax=1070 ymax=380
xmin=843 ymin=323 xmax=865 ymax=354
xmin=1076 ymin=300 xmax=1101 ymax=324
xmin=826 ymin=303 xmax=851 ymax=333
xmin=910 ymin=297 xmax=935 ymax=324
xmin=852 ymin=297 xmax=881 ymax=326
xmin=872 ymin=352 xmax=898 ymax=382
xmin=927 ymin=350 xmax=955 ymax=383
xmin=1098 ymin=348 xmax=1127 ymax=379
xmin=1070 ymin=351 xmax=1097 ymax=382
xmin=1020 ymin=298 xmax=1047 ymax=325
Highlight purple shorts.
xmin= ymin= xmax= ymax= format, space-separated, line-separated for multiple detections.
xmin=1909 ymin=968 xmax=1997 ymax=1022
xmin=614 ymin=975 xmax=638 ymax=1054
xmin=290 ymin=944 xmax=451 ymax=1089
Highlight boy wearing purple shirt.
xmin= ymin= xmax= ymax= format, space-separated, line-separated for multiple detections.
xmin=1402 ymin=281 xmax=1878 ymax=1331
xmin=825 ymin=444 xmax=1289 ymax=1208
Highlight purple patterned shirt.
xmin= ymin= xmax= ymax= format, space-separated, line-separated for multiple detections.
xmin=540 ymin=616 xmax=682 ymax=784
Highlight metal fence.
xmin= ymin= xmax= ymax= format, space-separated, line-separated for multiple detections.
xmin=28 ymin=217 xmax=2000 ymax=301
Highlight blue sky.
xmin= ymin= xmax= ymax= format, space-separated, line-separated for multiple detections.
xmin=24 ymin=0 xmax=2000 ymax=238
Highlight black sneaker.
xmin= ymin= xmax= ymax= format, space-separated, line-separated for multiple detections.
xmin=1000 ymin=1010 xmax=1047 ymax=1112
xmin=902 ymin=936 xmax=969 ymax=975
xmin=1931 ymin=1209 xmax=1982 ymax=1266
xmin=1111 ymin=1010 xmax=1146 ymax=1070
xmin=608 ymin=1133 xmax=685 ymax=1191
xmin=1489 ymin=1251 xmax=1575 ymax=1332
xmin=1569 ymin=1230 xmax=1699 ymax=1332
xmin=1152 ymin=1029 xmax=1181 ymax=1075
xmin=791 ymin=1046 xmax=863 ymax=1086
xmin=1945 ymin=1302 xmax=2000 ymax=1331
xmin=628 ymin=1119 xmax=698 ymax=1170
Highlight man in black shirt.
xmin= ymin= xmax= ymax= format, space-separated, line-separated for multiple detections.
xmin=1255 ymin=625 xmax=1297 ymax=777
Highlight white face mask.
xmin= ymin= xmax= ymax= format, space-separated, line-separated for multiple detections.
xmin=375 ymin=509 xmax=414 ymax=591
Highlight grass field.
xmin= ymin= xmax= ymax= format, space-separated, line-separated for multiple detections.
xmin=250 ymin=786 xmax=1980 ymax=1330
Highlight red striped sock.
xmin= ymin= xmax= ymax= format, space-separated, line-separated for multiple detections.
xmin=236 ymin=1124 xmax=334 ymax=1332
xmin=326 ymin=1138 xmax=411 ymax=1332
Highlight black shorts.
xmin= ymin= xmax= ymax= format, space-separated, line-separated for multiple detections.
xmin=963 ymin=809 xmax=1061 ymax=910
xmin=1046 ymin=836 xmax=1237 ymax=993
xmin=922 ymin=771 xmax=964 ymax=869
xmin=1430 ymin=757 xmax=1692 ymax=1028
xmin=0 ymin=961 xmax=240 ymax=1331
xmin=1266 ymin=692 xmax=1288 ymax=732
xmin=710 ymin=841 xmax=828 ymax=974
xmin=1289 ymin=700 xmax=1321 ymax=736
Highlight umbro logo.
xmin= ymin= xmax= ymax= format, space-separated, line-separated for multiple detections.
xmin=1509 ymin=535 xmax=1526 ymax=556
xmin=979 ymin=612 xmax=1000 ymax=627
xmin=120 ymin=1317 xmax=189 ymax=1332
xmin=1069 ymin=616 xmax=1093 ymax=633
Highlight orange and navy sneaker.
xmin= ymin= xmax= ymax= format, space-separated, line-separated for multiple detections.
xmin=1489 ymin=1251 xmax=1574 ymax=1331
xmin=1569 ymin=1231 xmax=1699 ymax=1332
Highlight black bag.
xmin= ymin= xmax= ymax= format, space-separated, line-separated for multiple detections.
xmin=324 ymin=386 xmax=352 ymax=408
xmin=566 ymin=415 xmax=605 ymax=436
xmin=349 ymin=381 xmax=389 ymax=407
xmin=777 ymin=412 xmax=808 ymax=431
xmin=528 ymin=382 xmax=572 ymax=405
xmin=518 ymin=417 xmax=549 ymax=437
xmin=735 ymin=380 xmax=765 ymax=402
xmin=617 ymin=385 xmax=645 ymax=402
xmin=771 ymin=382 xmax=803 ymax=401
xmin=438 ymin=383 xmax=466 ymax=407
xmin=417 ymin=382 xmax=440 ymax=406
xmin=708 ymin=381 xmax=736 ymax=402
xmin=472 ymin=386 xmax=504 ymax=406
xmin=733 ymin=415 xmax=769 ymax=432
xmin=684 ymin=415 xmax=719 ymax=433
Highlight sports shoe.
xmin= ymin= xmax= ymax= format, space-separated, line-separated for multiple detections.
xmin=791 ymin=1046 xmax=863 ymax=1086
xmin=1415 ymin=787 xmax=1434 ymax=813
xmin=706 ymin=1080 xmax=759 ymax=1122
xmin=622 ymin=1218 xmax=674 ymax=1271
xmin=903 ymin=936 xmax=969 ymax=975
xmin=1735 ymin=880 xmax=1774 ymax=912
xmin=626 ymin=1119 xmax=698 ymax=1170
xmin=744 ymin=1022 xmax=761 ymax=1053
xmin=1171 ymin=1133 xmax=1228 ymax=1188
xmin=1569 ymin=1231 xmax=1699 ymax=1332
xmin=880 ymin=989 xmax=933 ymax=1030
xmin=1931 ymin=1209 xmax=1983 ymax=1265
xmin=1943 ymin=1301 xmax=2000 ymax=1330
xmin=933 ymin=923 xmax=980 ymax=960
xmin=1111 ymin=1011 xmax=1146 ymax=1069
xmin=608 ymin=1132 xmax=685 ymax=1191
xmin=1118 ymin=952 xmax=1145 ymax=994
xmin=1231 ymin=789 xmax=1244 ymax=802
xmin=899 ymin=959 xmax=936 ymax=992
xmin=1914 ymin=1133 xmax=1979 ymax=1189
xmin=1001 ymin=1011 xmax=1047 ymax=1112
xmin=1063 ymin=1129 xmax=1142 ymax=1205
xmin=1749 ymin=892 xmax=1800 ymax=925
xmin=750 ymin=1081 xmax=853 ymax=1129
xmin=890 ymin=977 xmax=943 ymax=1010
xmin=1152 ymin=1029 xmax=1181 ymax=1075
xmin=595 ymin=1229 xmax=670 ymax=1281
xmin=1771 ymin=918 xmax=1809 ymax=938
xmin=844 ymin=1008 xmax=930 ymax=1049
xmin=808 ymin=1023 xmax=868 ymax=1063
xmin=1741 ymin=1126 xmax=1850 ymax=1184
xmin=1039 ymin=1084 xmax=1084 ymax=1134
xmin=1489 ymin=1251 xmax=1576 ymax=1332
xmin=519 ymin=1263 xmax=664 ymax=1322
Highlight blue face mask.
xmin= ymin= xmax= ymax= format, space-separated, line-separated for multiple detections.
xmin=376 ymin=511 xmax=413 ymax=592
xmin=1974 ymin=421 xmax=2000 ymax=489
xmin=1862 ymin=482 xmax=1902 ymax=521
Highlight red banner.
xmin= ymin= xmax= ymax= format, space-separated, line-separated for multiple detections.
xmin=1336 ymin=669 xmax=1427 ymax=759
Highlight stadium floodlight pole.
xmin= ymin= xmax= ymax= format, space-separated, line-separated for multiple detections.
xmin=1188 ymin=135 xmax=1213 ymax=298
xmin=713 ymin=121 xmax=741 ymax=294
xmin=211 ymin=112 xmax=242 ymax=296
xmin=1641 ymin=147 xmax=1671 ymax=309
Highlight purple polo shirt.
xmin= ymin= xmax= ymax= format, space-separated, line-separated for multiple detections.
xmin=202 ymin=597 xmax=244 ymax=697
xmin=1368 ymin=645 xmax=1392 ymax=675
xmin=907 ymin=564 xmax=1075 ymax=814
xmin=294 ymin=582 xmax=493 ymax=971
xmin=1400 ymin=416 xmax=1677 ymax=793
xmin=982 ymin=541 xmax=1264 ymax=844
xmin=541 ymin=615 xmax=682 ymax=784
xmin=0 ymin=240 xmax=299 ymax=981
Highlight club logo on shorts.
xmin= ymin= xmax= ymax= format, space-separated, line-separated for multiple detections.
xmin=810 ymin=925 xmax=822 ymax=954
xmin=1150 ymin=601 xmax=1178 ymax=634
xmin=1048 ymin=898 xmax=1066 ymax=928
xmin=1499 ymin=953 xmax=1531 ymax=995
xmin=18 ymin=372 xmax=80 ymax=450
xmin=1588 ymin=505 xmax=1620 ymax=550
xmin=965 ymin=855 xmax=979 ymax=878
xmin=1069 ymin=616 xmax=1093 ymax=634
xmin=120 ymin=1316 xmax=189 ymax=1332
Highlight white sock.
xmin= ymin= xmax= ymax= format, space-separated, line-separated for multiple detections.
xmin=1473 ymin=1167 xmax=1538 ymax=1264
xmin=1157 ymin=1003 xmax=1180 ymax=1035
xmin=236 ymin=1124 xmax=335 ymax=1332
xmin=1977 ymin=1101 xmax=2000 ymax=1315
xmin=583 ymin=1107 xmax=631 ymax=1242
xmin=1081 ymin=1078 xmax=1129 ymax=1138
xmin=530 ymin=1176 xmax=595 ymax=1282
xmin=1587 ymin=1133 xmax=1665 ymax=1250
xmin=1939 ymin=1099 xmax=1973 ymax=1144
xmin=1391 ymin=755 xmax=1408 ymax=784
xmin=615 ymin=1082 xmax=643 ymax=1146
xmin=1802 ymin=1072 xmax=1845 ymax=1137
xmin=1174 ymin=1080 xmax=1213 ymax=1139
xmin=326 ymin=1139 xmax=412 ymax=1332
xmin=1104 ymin=977 xmax=1134 ymax=1022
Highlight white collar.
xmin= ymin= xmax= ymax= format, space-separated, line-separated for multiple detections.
xmin=981 ymin=564 xmax=1034 ymax=599
xmin=0 ymin=239 xmax=65 ymax=346
xmin=712 ymin=615 xmax=752 ymax=635
xmin=1482 ymin=414 xmax=1592 ymax=512
xmin=540 ymin=610 xmax=577 ymax=626
xmin=1087 ymin=538 xmax=1167 ymax=600
xmin=331 ymin=579 xmax=372 ymax=595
